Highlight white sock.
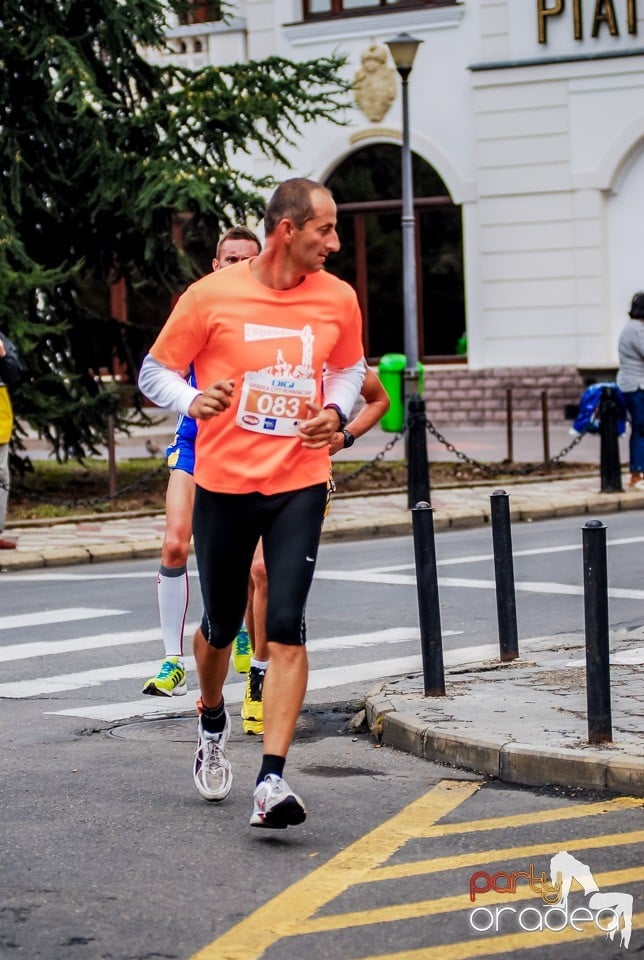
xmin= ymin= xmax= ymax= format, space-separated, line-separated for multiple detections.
xmin=251 ymin=658 xmax=269 ymax=671
xmin=157 ymin=565 xmax=189 ymax=658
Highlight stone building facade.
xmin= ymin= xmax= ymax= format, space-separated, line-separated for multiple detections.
xmin=151 ymin=0 xmax=644 ymax=425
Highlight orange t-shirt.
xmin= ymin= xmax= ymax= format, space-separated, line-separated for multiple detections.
xmin=149 ymin=260 xmax=364 ymax=495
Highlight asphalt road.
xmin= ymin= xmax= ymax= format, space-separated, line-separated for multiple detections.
xmin=1 ymin=513 xmax=642 ymax=959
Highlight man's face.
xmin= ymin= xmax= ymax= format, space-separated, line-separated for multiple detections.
xmin=289 ymin=189 xmax=341 ymax=274
xmin=212 ymin=238 xmax=259 ymax=271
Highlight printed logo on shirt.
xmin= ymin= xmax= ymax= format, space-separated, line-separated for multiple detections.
xmin=242 ymin=415 xmax=260 ymax=426
xmin=263 ymin=418 xmax=277 ymax=431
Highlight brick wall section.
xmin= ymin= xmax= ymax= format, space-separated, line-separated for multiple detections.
xmin=422 ymin=365 xmax=586 ymax=427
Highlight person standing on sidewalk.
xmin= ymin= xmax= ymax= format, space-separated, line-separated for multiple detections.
xmin=142 ymin=226 xmax=264 ymax=698
xmin=138 ymin=178 xmax=365 ymax=828
xmin=617 ymin=291 xmax=644 ymax=490
xmin=0 ymin=332 xmax=24 ymax=550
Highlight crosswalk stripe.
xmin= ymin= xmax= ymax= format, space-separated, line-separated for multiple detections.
xmin=46 ymin=658 xmax=423 ymax=720
xmin=0 ymin=608 xmax=127 ymax=631
xmin=44 ymin=642 xmax=516 ymax=721
xmin=316 ymin=569 xmax=644 ymax=599
xmin=0 ymin=625 xmax=464 ymax=667
xmin=0 ymin=624 xmax=200 ymax=663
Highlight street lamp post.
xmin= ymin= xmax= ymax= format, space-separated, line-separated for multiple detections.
xmin=385 ymin=32 xmax=423 ymax=402
xmin=386 ymin=32 xmax=429 ymax=509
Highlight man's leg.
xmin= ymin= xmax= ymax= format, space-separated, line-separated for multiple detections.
xmin=192 ymin=486 xmax=260 ymax=801
xmin=143 ymin=468 xmax=194 ymax=696
xmin=261 ymin=643 xmax=307 ymax=756
xmin=0 ymin=442 xmax=16 ymax=549
xmin=250 ymin=483 xmax=326 ymax=828
xmin=240 ymin=541 xmax=270 ymax=734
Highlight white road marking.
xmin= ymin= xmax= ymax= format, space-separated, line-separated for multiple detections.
xmin=0 ymin=628 xmax=465 ymax=698
xmin=327 ymin=534 xmax=644 ymax=574
xmin=0 ymin=608 xmax=127 ymax=631
xmin=0 ymin=624 xmax=200 ymax=663
xmin=0 ymin=531 xmax=642 ymax=584
xmin=48 ymin=644 xmax=509 ymax=722
xmin=316 ymin=569 xmax=644 ymax=600
xmin=0 ymin=626 xmax=461 ymax=666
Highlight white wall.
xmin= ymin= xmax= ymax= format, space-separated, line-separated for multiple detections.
xmin=154 ymin=0 xmax=644 ymax=373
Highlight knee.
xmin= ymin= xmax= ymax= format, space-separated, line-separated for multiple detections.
xmin=162 ymin=532 xmax=190 ymax=567
xmin=266 ymin=609 xmax=305 ymax=645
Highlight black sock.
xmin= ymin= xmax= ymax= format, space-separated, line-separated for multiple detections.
xmin=256 ymin=754 xmax=285 ymax=785
xmin=201 ymin=698 xmax=226 ymax=734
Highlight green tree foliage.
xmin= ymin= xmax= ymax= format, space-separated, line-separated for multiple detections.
xmin=0 ymin=0 xmax=349 ymax=458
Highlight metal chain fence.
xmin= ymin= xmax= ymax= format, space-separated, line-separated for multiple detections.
xmin=7 ymin=410 xmax=587 ymax=507
xmin=423 ymin=415 xmax=586 ymax=478
xmin=334 ymin=412 xmax=586 ymax=487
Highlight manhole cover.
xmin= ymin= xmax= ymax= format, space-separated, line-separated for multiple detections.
xmin=107 ymin=706 xmax=356 ymax=743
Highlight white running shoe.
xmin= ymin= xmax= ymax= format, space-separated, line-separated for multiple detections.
xmin=193 ymin=713 xmax=233 ymax=802
xmin=250 ymin=774 xmax=306 ymax=829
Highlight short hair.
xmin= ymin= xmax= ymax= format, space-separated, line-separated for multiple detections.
xmin=263 ymin=178 xmax=333 ymax=236
xmin=216 ymin=225 xmax=261 ymax=259
xmin=629 ymin=292 xmax=644 ymax=320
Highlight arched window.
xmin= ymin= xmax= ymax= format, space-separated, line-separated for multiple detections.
xmin=326 ymin=143 xmax=465 ymax=362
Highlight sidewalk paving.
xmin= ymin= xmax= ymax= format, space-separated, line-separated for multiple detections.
xmin=3 ymin=467 xmax=643 ymax=798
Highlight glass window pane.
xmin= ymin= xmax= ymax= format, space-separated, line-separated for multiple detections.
xmin=306 ymin=0 xmax=333 ymax=13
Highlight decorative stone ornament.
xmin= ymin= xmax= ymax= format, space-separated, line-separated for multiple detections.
xmin=353 ymin=44 xmax=397 ymax=123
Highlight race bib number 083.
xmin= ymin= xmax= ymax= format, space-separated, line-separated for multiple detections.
xmin=236 ymin=371 xmax=316 ymax=437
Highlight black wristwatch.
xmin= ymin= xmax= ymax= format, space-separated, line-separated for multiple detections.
xmin=324 ymin=403 xmax=347 ymax=431
xmin=342 ymin=429 xmax=355 ymax=449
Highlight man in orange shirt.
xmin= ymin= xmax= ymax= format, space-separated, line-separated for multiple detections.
xmin=139 ymin=178 xmax=365 ymax=828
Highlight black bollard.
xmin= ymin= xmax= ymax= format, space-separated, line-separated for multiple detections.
xmin=107 ymin=414 xmax=117 ymax=499
xmin=407 ymin=394 xmax=430 ymax=509
xmin=490 ymin=490 xmax=519 ymax=661
xmin=412 ymin=501 xmax=445 ymax=697
xmin=582 ymin=519 xmax=613 ymax=744
xmin=599 ymin=386 xmax=623 ymax=493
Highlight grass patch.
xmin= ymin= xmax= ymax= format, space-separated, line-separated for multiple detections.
xmin=7 ymin=456 xmax=598 ymax=524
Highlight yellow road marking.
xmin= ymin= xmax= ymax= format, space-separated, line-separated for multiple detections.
xmin=188 ymin=779 xmax=481 ymax=960
xmin=404 ymin=794 xmax=642 ymax=839
xmin=288 ymin=865 xmax=643 ymax=935
xmin=188 ymin=782 xmax=642 ymax=960
xmin=367 ymin=828 xmax=644 ymax=882
xmin=352 ymin=911 xmax=644 ymax=960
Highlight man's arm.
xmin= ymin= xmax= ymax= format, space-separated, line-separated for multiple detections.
xmin=138 ymin=354 xmax=234 ymax=420
xmin=299 ymin=359 xmax=366 ymax=448
xmin=329 ymin=368 xmax=390 ymax=455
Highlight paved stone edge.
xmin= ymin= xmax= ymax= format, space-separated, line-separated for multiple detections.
xmin=364 ymin=691 xmax=644 ymax=799
xmin=3 ymin=489 xmax=644 ymax=572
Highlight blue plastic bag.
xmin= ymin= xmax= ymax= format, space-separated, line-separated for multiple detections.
xmin=571 ymin=382 xmax=626 ymax=436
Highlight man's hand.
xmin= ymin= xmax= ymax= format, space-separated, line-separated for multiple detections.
xmin=0 ymin=339 xmax=6 ymax=359
xmin=188 ymin=380 xmax=234 ymax=420
xmin=298 ymin=402 xmax=341 ymax=449
xmin=328 ymin=432 xmax=345 ymax=456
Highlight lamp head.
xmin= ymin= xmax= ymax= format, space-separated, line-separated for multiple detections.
xmin=385 ymin=32 xmax=423 ymax=79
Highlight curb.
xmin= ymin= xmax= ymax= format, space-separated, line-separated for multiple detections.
xmin=364 ymin=692 xmax=644 ymax=798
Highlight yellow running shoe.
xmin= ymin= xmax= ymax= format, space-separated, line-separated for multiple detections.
xmin=241 ymin=665 xmax=265 ymax=735
xmin=232 ymin=627 xmax=251 ymax=674
xmin=142 ymin=657 xmax=187 ymax=697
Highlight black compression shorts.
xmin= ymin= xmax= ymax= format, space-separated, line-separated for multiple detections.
xmin=192 ymin=482 xmax=327 ymax=649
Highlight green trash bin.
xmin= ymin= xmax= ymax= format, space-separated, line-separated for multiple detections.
xmin=378 ymin=354 xmax=425 ymax=432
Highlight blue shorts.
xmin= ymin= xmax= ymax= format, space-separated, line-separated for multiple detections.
xmin=166 ymin=434 xmax=195 ymax=475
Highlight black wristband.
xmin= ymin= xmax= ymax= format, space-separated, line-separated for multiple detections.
xmin=342 ymin=429 xmax=355 ymax=449
xmin=324 ymin=403 xmax=347 ymax=430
